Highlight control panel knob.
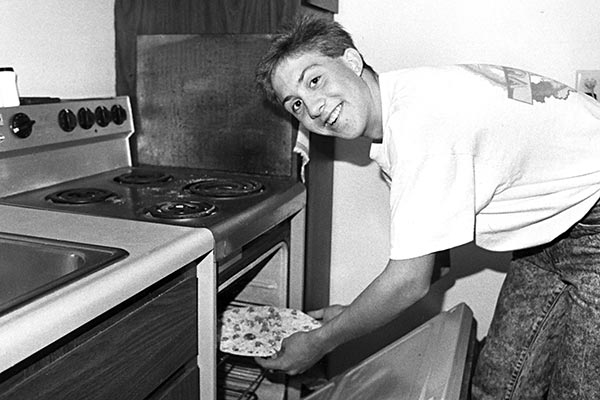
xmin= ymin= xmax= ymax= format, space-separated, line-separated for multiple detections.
xmin=95 ymin=105 xmax=111 ymax=127
xmin=10 ymin=112 xmax=36 ymax=138
xmin=58 ymin=109 xmax=77 ymax=132
xmin=111 ymin=104 xmax=127 ymax=125
xmin=77 ymin=107 xmax=95 ymax=130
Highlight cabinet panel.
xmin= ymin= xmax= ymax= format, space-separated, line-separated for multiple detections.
xmin=146 ymin=362 xmax=199 ymax=400
xmin=0 ymin=268 xmax=197 ymax=400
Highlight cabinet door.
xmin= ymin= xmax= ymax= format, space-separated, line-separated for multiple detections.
xmin=146 ymin=362 xmax=199 ymax=400
xmin=0 ymin=268 xmax=197 ymax=400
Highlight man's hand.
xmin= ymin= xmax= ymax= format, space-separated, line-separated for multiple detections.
xmin=256 ymin=304 xmax=346 ymax=375
xmin=254 ymin=304 xmax=346 ymax=374
xmin=254 ymin=328 xmax=324 ymax=375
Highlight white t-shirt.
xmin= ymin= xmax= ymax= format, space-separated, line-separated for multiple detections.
xmin=370 ymin=64 xmax=600 ymax=260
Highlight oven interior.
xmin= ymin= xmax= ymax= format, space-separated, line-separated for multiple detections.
xmin=217 ymin=220 xmax=292 ymax=400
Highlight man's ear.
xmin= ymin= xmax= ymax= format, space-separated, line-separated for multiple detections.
xmin=343 ymin=48 xmax=364 ymax=76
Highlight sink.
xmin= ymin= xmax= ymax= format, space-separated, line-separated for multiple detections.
xmin=0 ymin=232 xmax=128 ymax=315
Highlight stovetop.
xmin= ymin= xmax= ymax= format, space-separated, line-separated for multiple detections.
xmin=0 ymin=165 xmax=305 ymax=260
xmin=0 ymin=96 xmax=306 ymax=261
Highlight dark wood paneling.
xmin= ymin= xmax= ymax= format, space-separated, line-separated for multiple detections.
xmin=146 ymin=362 xmax=199 ymax=400
xmin=115 ymin=0 xmax=304 ymax=101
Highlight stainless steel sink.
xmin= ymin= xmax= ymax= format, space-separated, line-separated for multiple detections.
xmin=0 ymin=232 xmax=128 ymax=315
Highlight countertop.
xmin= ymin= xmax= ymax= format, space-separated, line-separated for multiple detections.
xmin=0 ymin=204 xmax=214 ymax=373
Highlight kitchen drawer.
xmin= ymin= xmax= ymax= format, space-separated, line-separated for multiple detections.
xmin=0 ymin=265 xmax=197 ymax=400
xmin=146 ymin=361 xmax=199 ymax=400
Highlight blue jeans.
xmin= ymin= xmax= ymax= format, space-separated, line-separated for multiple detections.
xmin=472 ymin=202 xmax=600 ymax=399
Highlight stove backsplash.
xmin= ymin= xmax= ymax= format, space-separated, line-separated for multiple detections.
xmin=135 ymin=34 xmax=298 ymax=178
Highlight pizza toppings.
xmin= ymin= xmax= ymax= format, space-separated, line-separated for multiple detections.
xmin=219 ymin=305 xmax=322 ymax=357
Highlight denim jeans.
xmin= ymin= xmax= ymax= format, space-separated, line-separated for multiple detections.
xmin=471 ymin=202 xmax=600 ymax=399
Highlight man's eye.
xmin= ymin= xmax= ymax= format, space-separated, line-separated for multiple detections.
xmin=291 ymin=100 xmax=303 ymax=113
xmin=309 ymin=76 xmax=320 ymax=87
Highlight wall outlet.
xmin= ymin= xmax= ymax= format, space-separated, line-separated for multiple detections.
xmin=575 ymin=70 xmax=600 ymax=100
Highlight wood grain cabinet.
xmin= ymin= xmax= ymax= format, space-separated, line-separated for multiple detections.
xmin=146 ymin=362 xmax=199 ymax=400
xmin=0 ymin=265 xmax=198 ymax=400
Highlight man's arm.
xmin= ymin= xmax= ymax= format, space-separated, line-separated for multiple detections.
xmin=256 ymin=253 xmax=436 ymax=374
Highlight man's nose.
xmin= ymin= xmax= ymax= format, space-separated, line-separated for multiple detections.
xmin=305 ymin=96 xmax=324 ymax=119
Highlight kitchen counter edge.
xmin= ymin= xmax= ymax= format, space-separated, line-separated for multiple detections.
xmin=0 ymin=205 xmax=214 ymax=372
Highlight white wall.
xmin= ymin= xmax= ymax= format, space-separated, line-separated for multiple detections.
xmin=332 ymin=0 xmax=600 ymax=341
xmin=0 ymin=0 xmax=115 ymax=98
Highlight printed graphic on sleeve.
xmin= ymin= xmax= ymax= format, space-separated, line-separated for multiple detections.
xmin=503 ymin=67 xmax=532 ymax=103
xmin=463 ymin=64 xmax=574 ymax=105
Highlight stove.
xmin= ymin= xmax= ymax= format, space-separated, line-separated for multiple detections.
xmin=1 ymin=165 xmax=304 ymax=260
xmin=0 ymin=96 xmax=305 ymax=261
xmin=0 ymin=96 xmax=306 ymax=400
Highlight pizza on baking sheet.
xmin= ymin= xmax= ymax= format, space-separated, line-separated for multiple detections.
xmin=219 ymin=305 xmax=322 ymax=357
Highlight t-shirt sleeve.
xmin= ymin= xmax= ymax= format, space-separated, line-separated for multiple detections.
xmin=388 ymin=154 xmax=475 ymax=260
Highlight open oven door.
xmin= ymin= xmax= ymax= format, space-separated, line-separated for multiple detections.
xmin=304 ymin=303 xmax=477 ymax=400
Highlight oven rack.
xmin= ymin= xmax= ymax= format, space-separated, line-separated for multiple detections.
xmin=217 ymin=353 xmax=265 ymax=400
xmin=218 ymin=301 xmax=268 ymax=400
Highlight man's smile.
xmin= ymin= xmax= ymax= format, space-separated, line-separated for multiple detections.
xmin=325 ymin=103 xmax=342 ymax=126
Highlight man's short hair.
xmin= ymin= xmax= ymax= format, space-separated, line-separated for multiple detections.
xmin=255 ymin=15 xmax=371 ymax=106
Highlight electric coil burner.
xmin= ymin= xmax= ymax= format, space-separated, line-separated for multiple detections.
xmin=145 ymin=201 xmax=217 ymax=220
xmin=46 ymin=188 xmax=118 ymax=204
xmin=114 ymin=171 xmax=173 ymax=185
xmin=183 ymin=178 xmax=264 ymax=198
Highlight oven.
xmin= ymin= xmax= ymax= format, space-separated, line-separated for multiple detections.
xmin=0 ymin=96 xmax=306 ymax=400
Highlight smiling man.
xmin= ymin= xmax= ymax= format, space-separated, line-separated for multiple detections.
xmin=255 ymin=15 xmax=600 ymax=400
xmin=270 ymin=46 xmax=382 ymax=141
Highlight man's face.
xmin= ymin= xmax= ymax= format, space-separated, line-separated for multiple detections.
xmin=271 ymin=49 xmax=378 ymax=140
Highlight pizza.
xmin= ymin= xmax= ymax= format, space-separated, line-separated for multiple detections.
xmin=219 ymin=305 xmax=322 ymax=357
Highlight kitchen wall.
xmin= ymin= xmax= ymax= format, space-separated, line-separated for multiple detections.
xmin=0 ymin=0 xmax=115 ymax=98
xmin=333 ymin=0 xmax=600 ymax=341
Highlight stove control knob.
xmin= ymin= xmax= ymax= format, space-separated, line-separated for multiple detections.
xmin=10 ymin=112 xmax=36 ymax=138
xmin=58 ymin=109 xmax=77 ymax=132
xmin=95 ymin=105 xmax=111 ymax=127
xmin=77 ymin=107 xmax=95 ymax=130
xmin=111 ymin=104 xmax=127 ymax=125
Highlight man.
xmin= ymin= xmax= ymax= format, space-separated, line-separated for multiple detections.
xmin=254 ymin=15 xmax=600 ymax=399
